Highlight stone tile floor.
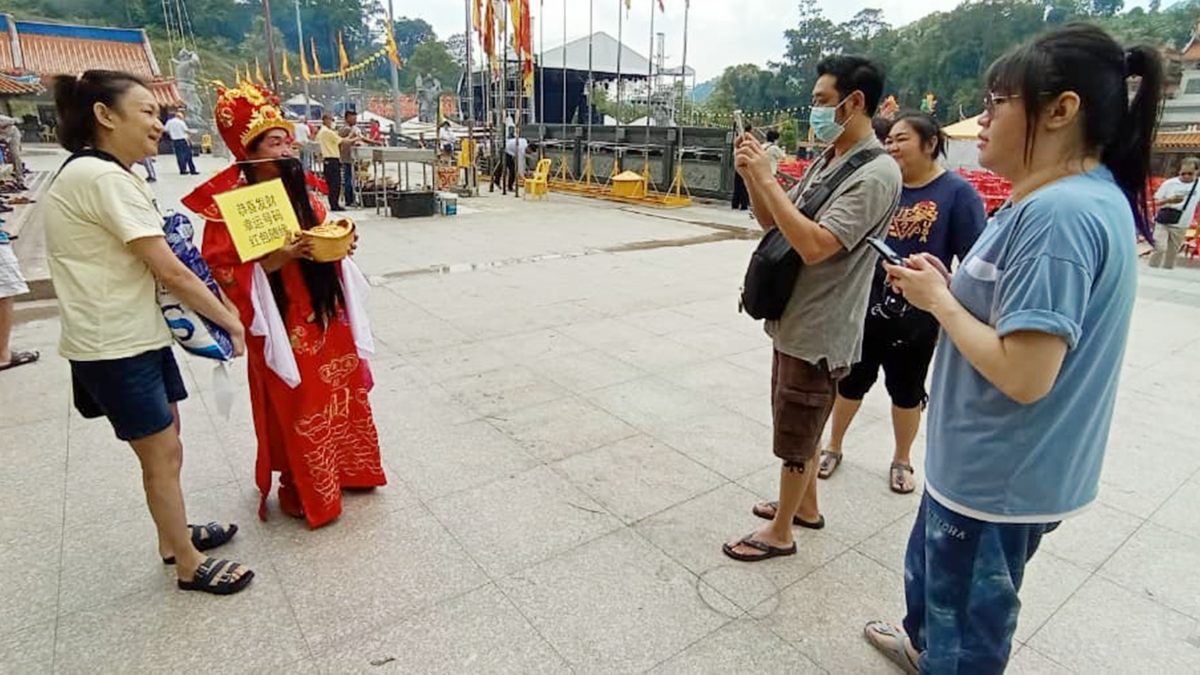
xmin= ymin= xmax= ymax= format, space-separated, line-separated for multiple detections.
xmin=3 ymin=151 xmax=1200 ymax=673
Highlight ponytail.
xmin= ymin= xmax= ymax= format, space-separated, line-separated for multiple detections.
xmin=51 ymin=70 xmax=148 ymax=153
xmin=1104 ymin=45 xmax=1164 ymax=242
xmin=986 ymin=24 xmax=1165 ymax=242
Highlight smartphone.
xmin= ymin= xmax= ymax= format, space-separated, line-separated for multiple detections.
xmin=733 ymin=110 xmax=745 ymax=138
xmin=867 ymin=236 xmax=904 ymax=266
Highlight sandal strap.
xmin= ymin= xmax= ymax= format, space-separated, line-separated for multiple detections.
xmin=192 ymin=522 xmax=219 ymax=543
xmin=736 ymin=536 xmax=771 ymax=553
xmin=891 ymin=462 xmax=913 ymax=472
xmin=194 ymin=558 xmax=242 ymax=588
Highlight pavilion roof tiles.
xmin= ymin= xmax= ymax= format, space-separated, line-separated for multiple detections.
xmin=0 ymin=14 xmax=181 ymax=106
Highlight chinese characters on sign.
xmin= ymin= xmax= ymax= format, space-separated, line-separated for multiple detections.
xmin=212 ymin=179 xmax=302 ymax=262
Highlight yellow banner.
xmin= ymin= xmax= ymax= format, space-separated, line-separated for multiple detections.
xmin=212 ymin=179 xmax=301 ymax=262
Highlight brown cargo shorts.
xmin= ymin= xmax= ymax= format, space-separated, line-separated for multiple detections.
xmin=771 ymin=350 xmax=841 ymax=465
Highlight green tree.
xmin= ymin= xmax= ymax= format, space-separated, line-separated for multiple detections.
xmin=778 ymin=118 xmax=798 ymax=152
xmin=391 ymin=16 xmax=437 ymax=61
xmin=1088 ymin=0 xmax=1125 ymax=17
xmin=399 ymin=40 xmax=462 ymax=93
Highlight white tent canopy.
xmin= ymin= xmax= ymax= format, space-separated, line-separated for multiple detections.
xmin=540 ymin=32 xmax=650 ymax=76
xmin=284 ymin=94 xmax=320 ymax=107
xmin=358 ymin=110 xmax=396 ymax=133
xmin=942 ymin=115 xmax=984 ymax=171
xmin=943 ymin=115 xmax=983 ymax=140
xmin=282 ymin=94 xmax=323 ymax=119
xmin=397 ymin=117 xmax=469 ymax=142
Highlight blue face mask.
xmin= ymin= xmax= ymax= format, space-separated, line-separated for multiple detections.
xmin=809 ymin=98 xmax=848 ymax=144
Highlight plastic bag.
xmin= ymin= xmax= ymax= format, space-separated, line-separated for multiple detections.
xmin=158 ymin=212 xmax=235 ymax=361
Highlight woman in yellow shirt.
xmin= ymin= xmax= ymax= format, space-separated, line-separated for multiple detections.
xmin=44 ymin=70 xmax=253 ymax=595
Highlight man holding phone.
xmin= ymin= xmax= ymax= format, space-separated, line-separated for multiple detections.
xmin=722 ymin=55 xmax=901 ymax=562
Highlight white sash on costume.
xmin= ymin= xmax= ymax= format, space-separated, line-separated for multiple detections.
xmin=249 ymin=259 xmax=374 ymax=389
xmin=340 ymin=257 xmax=375 ymax=360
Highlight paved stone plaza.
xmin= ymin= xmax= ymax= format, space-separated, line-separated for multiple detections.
xmin=3 ymin=150 xmax=1200 ymax=673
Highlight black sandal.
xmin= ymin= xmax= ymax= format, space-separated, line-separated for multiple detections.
xmin=162 ymin=522 xmax=239 ymax=564
xmin=177 ymin=557 xmax=254 ymax=595
xmin=722 ymin=534 xmax=797 ymax=562
xmin=751 ymin=501 xmax=826 ymax=529
xmin=0 ymin=350 xmax=39 ymax=372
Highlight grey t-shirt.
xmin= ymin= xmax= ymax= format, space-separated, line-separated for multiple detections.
xmin=765 ymin=134 xmax=902 ymax=369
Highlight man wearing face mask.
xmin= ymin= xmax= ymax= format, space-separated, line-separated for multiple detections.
xmin=723 ymin=56 xmax=901 ymax=563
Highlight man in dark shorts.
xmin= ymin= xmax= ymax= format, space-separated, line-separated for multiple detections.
xmin=722 ymin=55 xmax=901 ymax=562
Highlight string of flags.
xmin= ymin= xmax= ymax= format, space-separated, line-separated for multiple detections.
xmin=229 ymin=20 xmax=405 ymax=88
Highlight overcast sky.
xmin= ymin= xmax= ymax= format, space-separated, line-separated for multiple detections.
xmin=403 ymin=0 xmax=1153 ymax=82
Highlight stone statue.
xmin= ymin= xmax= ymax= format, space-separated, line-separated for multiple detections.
xmin=416 ymin=74 xmax=442 ymax=123
xmin=172 ymin=48 xmax=208 ymax=130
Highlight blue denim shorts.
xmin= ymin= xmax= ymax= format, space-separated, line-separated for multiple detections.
xmin=70 ymin=347 xmax=188 ymax=441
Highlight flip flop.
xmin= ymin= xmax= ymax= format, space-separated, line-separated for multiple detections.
xmin=721 ymin=534 xmax=797 ymax=562
xmin=818 ymin=449 xmax=843 ymax=479
xmin=864 ymin=621 xmax=919 ymax=674
xmin=751 ymin=501 xmax=826 ymax=529
xmin=177 ymin=557 xmax=254 ymax=596
xmin=161 ymin=522 xmax=239 ymax=564
xmin=890 ymin=462 xmax=916 ymax=494
xmin=0 ymin=350 xmax=39 ymax=372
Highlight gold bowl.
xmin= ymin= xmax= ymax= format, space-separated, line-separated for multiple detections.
xmin=302 ymin=218 xmax=355 ymax=262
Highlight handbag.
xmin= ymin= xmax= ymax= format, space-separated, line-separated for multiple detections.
xmin=1156 ymin=178 xmax=1198 ymax=226
xmin=740 ymin=147 xmax=885 ymax=320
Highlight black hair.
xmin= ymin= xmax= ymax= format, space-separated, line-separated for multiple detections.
xmin=871 ymin=117 xmax=892 ymax=143
xmin=890 ymin=111 xmax=947 ymax=158
xmin=51 ymin=70 xmax=148 ymax=152
xmin=985 ymin=23 xmax=1163 ymax=240
xmin=243 ymin=134 xmax=345 ymax=329
xmin=766 ymin=129 xmax=780 ymax=143
xmin=816 ymin=55 xmax=885 ymax=116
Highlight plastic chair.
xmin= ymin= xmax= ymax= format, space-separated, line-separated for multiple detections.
xmin=525 ymin=158 xmax=552 ymax=199
xmin=201 ymin=134 xmax=213 ymax=154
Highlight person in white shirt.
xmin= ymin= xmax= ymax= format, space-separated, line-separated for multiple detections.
xmin=438 ymin=121 xmax=456 ymax=158
xmin=502 ymin=133 xmax=529 ymax=191
xmin=292 ymin=117 xmax=312 ymax=172
xmin=163 ymin=111 xmax=198 ymax=175
xmin=1150 ymin=157 xmax=1200 ymax=270
xmin=0 ymin=114 xmax=25 ymax=189
xmin=763 ymin=129 xmax=788 ymax=177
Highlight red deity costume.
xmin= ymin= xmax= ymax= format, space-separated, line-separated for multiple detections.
xmin=183 ymin=83 xmax=385 ymax=529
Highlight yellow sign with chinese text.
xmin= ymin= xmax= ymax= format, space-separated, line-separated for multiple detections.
xmin=212 ymin=179 xmax=302 ymax=262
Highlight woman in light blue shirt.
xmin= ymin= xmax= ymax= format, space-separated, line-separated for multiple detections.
xmin=864 ymin=24 xmax=1163 ymax=675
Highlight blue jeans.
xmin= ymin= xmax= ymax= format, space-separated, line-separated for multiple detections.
xmin=903 ymin=493 xmax=1059 ymax=675
xmin=172 ymin=139 xmax=196 ymax=174
xmin=341 ymin=162 xmax=355 ymax=205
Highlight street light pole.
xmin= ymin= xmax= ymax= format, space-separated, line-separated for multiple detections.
xmin=262 ymin=0 xmax=280 ymax=90
xmin=388 ymin=0 xmax=402 ymax=136
xmin=294 ymin=0 xmax=310 ymax=116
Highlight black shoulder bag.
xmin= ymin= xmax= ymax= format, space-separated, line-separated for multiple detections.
xmin=1155 ymin=178 xmax=1198 ymax=226
xmin=739 ymin=147 xmax=885 ymax=320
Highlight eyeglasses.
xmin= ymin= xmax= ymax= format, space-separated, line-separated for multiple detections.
xmin=982 ymin=92 xmax=1021 ymax=115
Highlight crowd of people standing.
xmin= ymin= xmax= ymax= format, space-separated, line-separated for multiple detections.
xmin=725 ymin=22 xmax=1162 ymax=674
xmin=0 ymin=16 xmax=1178 ymax=674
